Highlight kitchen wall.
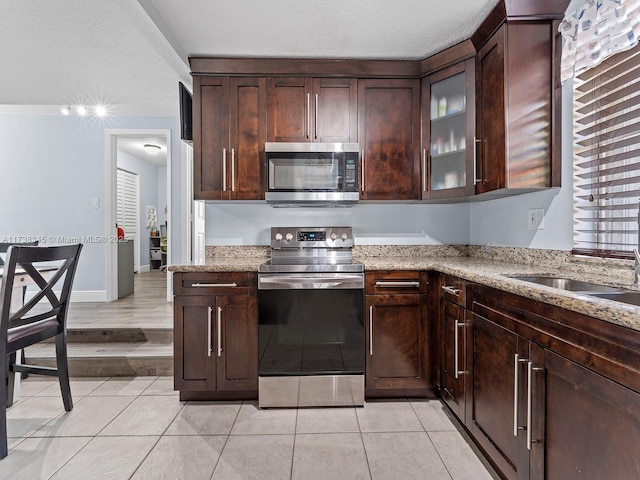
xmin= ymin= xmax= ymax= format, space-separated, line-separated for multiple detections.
xmin=0 ymin=111 xmax=183 ymax=299
xmin=205 ymin=202 xmax=471 ymax=246
xmin=468 ymin=80 xmax=574 ymax=250
xmin=116 ymin=149 xmax=167 ymax=269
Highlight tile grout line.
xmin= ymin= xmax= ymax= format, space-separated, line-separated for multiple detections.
xmin=207 ymin=399 xmax=245 ymax=479
xmin=126 ymin=387 xmax=188 ymax=479
xmin=290 ymin=407 xmax=300 ymax=480
xmin=355 ymin=402 xmax=374 ymax=480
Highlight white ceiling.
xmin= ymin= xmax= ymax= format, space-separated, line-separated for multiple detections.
xmin=117 ymin=137 xmax=167 ymax=166
xmin=1 ymin=0 xmax=500 ymax=115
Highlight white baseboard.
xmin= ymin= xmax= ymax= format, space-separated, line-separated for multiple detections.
xmin=138 ymin=264 xmax=151 ymax=273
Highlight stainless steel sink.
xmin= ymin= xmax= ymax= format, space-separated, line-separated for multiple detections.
xmin=585 ymin=291 xmax=640 ymax=307
xmin=513 ymin=276 xmax=623 ymax=293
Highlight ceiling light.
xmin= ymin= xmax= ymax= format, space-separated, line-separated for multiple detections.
xmin=94 ymin=105 xmax=107 ymax=117
xmin=143 ymin=144 xmax=161 ymax=155
xmin=76 ymin=105 xmax=87 ymax=116
xmin=61 ymin=106 xmax=71 ymax=115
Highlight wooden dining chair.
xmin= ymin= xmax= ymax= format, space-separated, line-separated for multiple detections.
xmin=0 ymin=241 xmax=39 ymax=266
xmin=0 ymin=244 xmax=83 ymax=459
xmin=0 ymin=241 xmax=39 ymax=379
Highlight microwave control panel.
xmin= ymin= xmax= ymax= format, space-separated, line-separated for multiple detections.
xmin=345 ymin=159 xmax=357 ymax=190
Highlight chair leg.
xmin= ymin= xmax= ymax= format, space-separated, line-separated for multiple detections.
xmin=54 ymin=334 xmax=73 ymax=411
xmin=6 ymin=352 xmax=16 ymax=409
xmin=20 ymin=349 xmax=28 ymax=380
xmin=1 ymin=351 xmax=8 ymax=459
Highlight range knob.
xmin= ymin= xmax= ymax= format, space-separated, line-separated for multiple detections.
xmin=275 ymin=232 xmax=283 ymax=241
xmin=330 ymin=233 xmax=338 ymax=241
xmin=285 ymin=233 xmax=294 ymax=241
xmin=341 ymin=233 xmax=349 ymax=241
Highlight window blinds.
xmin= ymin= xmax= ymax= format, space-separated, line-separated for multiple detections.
xmin=573 ymin=44 xmax=640 ymax=259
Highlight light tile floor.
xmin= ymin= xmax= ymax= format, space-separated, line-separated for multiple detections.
xmin=5 ymin=376 xmax=500 ymax=480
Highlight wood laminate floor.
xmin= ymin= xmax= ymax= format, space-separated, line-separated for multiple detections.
xmin=67 ymin=270 xmax=172 ymax=330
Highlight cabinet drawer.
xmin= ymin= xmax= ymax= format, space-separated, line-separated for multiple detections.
xmin=174 ymin=272 xmax=255 ymax=296
xmin=440 ymin=274 xmax=466 ymax=306
xmin=365 ymin=271 xmax=427 ymax=295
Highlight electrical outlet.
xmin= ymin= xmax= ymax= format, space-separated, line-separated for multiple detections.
xmin=91 ymin=196 xmax=100 ymax=209
xmin=528 ymin=208 xmax=545 ymax=230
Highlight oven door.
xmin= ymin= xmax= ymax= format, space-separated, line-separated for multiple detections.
xmin=257 ymin=272 xmax=364 ymax=407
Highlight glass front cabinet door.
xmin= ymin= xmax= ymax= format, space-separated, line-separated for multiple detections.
xmin=421 ymin=59 xmax=475 ymax=199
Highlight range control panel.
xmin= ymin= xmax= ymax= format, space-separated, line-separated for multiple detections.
xmin=270 ymin=227 xmax=353 ymax=248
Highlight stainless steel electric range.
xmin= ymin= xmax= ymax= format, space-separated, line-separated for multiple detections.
xmin=257 ymin=226 xmax=365 ymax=408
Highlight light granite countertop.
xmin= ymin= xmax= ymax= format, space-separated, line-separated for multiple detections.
xmin=169 ymin=248 xmax=640 ymax=333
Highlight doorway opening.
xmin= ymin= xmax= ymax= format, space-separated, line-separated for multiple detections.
xmin=105 ymin=129 xmax=172 ymax=303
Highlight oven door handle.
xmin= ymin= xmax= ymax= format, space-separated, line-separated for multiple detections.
xmin=258 ymin=274 xmax=364 ymax=290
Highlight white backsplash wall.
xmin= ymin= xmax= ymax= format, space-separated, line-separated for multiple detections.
xmin=205 ymin=202 xmax=471 ymax=246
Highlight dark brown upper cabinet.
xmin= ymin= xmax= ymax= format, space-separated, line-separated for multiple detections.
xmin=193 ymin=76 xmax=266 ymax=200
xmin=421 ymin=45 xmax=476 ymax=200
xmin=357 ymin=79 xmax=421 ymax=201
xmin=266 ymin=77 xmax=357 ymax=143
xmin=474 ymin=20 xmax=561 ymax=195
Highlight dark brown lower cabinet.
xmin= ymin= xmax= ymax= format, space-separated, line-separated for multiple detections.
xmin=468 ymin=284 xmax=640 ymax=480
xmin=469 ymin=313 xmax=530 ymax=480
xmin=173 ymin=272 xmax=258 ymax=401
xmin=536 ymin=349 xmax=640 ymax=480
xmin=365 ymin=271 xmax=429 ymax=396
xmin=440 ymin=298 xmax=467 ymax=420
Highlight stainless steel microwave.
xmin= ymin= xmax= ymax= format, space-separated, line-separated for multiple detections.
xmin=265 ymin=142 xmax=359 ymax=206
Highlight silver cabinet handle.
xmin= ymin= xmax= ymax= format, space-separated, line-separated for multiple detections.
xmin=527 ymin=361 xmax=533 ymax=450
xmin=315 ymin=93 xmax=319 ymax=139
xmin=361 ymin=150 xmax=366 ymax=193
xmin=369 ymin=305 xmax=373 ymax=356
xmin=527 ymin=362 xmax=544 ymax=450
xmin=192 ymin=283 xmax=238 ymax=288
xmin=207 ymin=306 xmax=212 ymax=357
xmin=514 ymin=354 xmax=519 ymax=436
xmin=307 ymin=93 xmax=311 ymax=139
xmin=441 ymin=285 xmax=461 ymax=296
xmin=454 ymin=320 xmax=466 ymax=379
xmin=422 ymin=148 xmax=427 ymax=193
xmin=222 ymin=148 xmax=227 ymax=192
xmin=231 ymin=148 xmax=235 ymax=192
xmin=217 ymin=306 xmax=223 ymax=357
xmin=514 ymin=354 xmax=530 ymax=436
xmin=474 ymin=137 xmax=482 ymax=185
xmin=375 ymin=281 xmax=420 ymax=287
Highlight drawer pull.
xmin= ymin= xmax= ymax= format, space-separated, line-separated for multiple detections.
xmin=191 ymin=282 xmax=238 ymax=288
xmin=375 ymin=281 xmax=420 ymax=288
xmin=442 ymin=285 xmax=461 ymax=295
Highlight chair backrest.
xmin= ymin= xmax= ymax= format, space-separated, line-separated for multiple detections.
xmin=0 ymin=244 xmax=83 ymax=346
xmin=0 ymin=241 xmax=39 ymax=266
